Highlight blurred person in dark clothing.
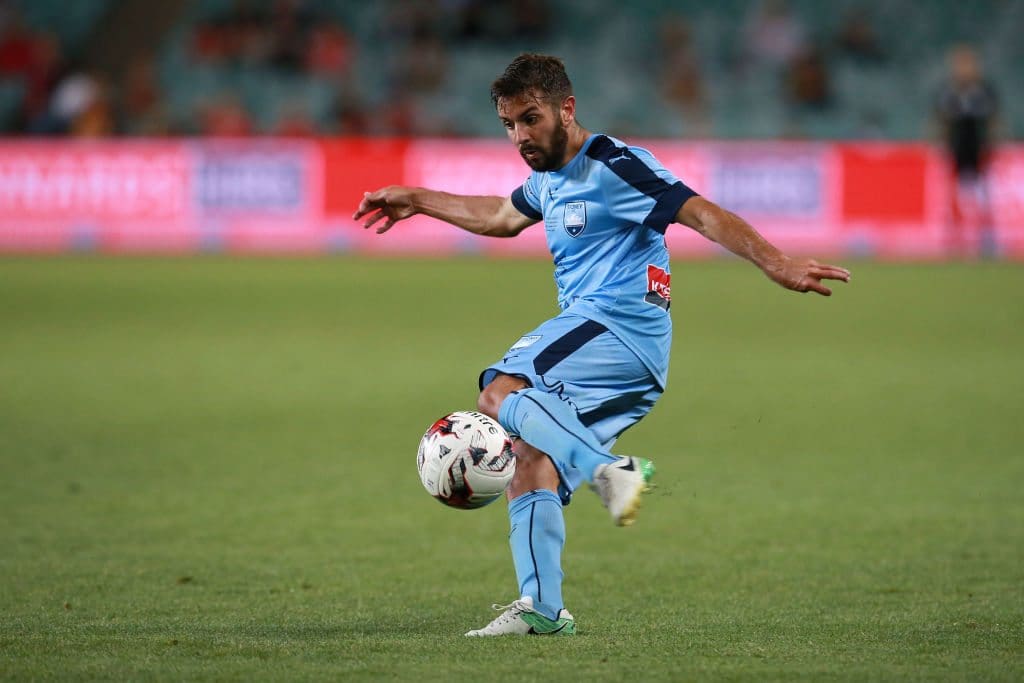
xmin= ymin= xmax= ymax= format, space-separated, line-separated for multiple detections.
xmin=836 ymin=8 xmax=885 ymax=64
xmin=0 ymin=7 xmax=67 ymax=131
xmin=658 ymin=17 xmax=708 ymax=136
xmin=119 ymin=57 xmax=171 ymax=135
xmin=935 ymin=45 xmax=1001 ymax=259
xmin=786 ymin=45 xmax=832 ymax=111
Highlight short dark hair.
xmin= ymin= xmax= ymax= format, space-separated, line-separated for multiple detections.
xmin=490 ymin=53 xmax=573 ymax=109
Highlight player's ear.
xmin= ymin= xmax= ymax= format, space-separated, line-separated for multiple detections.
xmin=560 ymin=96 xmax=575 ymax=126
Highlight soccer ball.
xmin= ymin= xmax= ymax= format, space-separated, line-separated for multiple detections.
xmin=416 ymin=410 xmax=516 ymax=509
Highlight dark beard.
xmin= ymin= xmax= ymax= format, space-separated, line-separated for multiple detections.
xmin=520 ymin=120 xmax=569 ymax=172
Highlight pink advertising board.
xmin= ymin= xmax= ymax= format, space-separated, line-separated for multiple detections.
xmin=0 ymin=138 xmax=1021 ymax=259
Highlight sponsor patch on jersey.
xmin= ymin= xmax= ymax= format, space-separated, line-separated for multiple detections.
xmin=563 ymin=201 xmax=587 ymax=237
xmin=645 ymin=264 xmax=671 ymax=310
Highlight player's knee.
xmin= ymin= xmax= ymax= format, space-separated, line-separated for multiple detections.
xmin=476 ymin=388 xmax=501 ymax=419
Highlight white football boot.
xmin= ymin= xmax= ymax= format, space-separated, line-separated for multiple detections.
xmin=593 ymin=456 xmax=656 ymax=526
xmin=464 ymin=596 xmax=575 ymax=636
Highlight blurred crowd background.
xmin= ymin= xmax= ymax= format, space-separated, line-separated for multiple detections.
xmin=0 ymin=0 xmax=1019 ymax=140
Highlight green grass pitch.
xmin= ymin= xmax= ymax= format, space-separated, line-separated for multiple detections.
xmin=1 ymin=257 xmax=1022 ymax=681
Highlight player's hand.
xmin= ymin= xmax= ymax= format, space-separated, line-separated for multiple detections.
xmin=353 ymin=186 xmax=417 ymax=234
xmin=764 ymin=257 xmax=851 ymax=296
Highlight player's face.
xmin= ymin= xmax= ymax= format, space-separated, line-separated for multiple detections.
xmin=950 ymin=46 xmax=980 ymax=85
xmin=497 ymin=93 xmax=570 ymax=172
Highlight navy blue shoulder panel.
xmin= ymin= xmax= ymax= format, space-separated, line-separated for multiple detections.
xmin=511 ymin=185 xmax=543 ymax=220
xmin=586 ymin=135 xmax=698 ymax=233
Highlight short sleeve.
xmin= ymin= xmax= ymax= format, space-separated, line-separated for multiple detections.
xmin=510 ymin=173 xmax=543 ymax=220
xmin=586 ymin=136 xmax=698 ymax=234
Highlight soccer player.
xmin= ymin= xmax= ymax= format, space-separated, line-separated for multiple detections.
xmin=354 ymin=54 xmax=850 ymax=637
xmin=935 ymin=45 xmax=1001 ymax=258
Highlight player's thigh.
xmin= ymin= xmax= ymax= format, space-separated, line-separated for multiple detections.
xmin=479 ymin=314 xmax=603 ymax=391
xmin=547 ymin=330 xmax=664 ymax=447
xmin=482 ymin=311 xmax=663 ymax=442
xmin=480 ymin=313 xmax=638 ymax=392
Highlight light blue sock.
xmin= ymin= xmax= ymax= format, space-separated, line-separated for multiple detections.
xmin=498 ymin=388 xmax=616 ymax=483
xmin=508 ymin=489 xmax=565 ymax=621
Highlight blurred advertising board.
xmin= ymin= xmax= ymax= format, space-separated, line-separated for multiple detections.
xmin=0 ymin=140 xmax=320 ymax=251
xmin=0 ymin=141 xmax=189 ymax=250
xmin=0 ymin=138 xmax=1021 ymax=259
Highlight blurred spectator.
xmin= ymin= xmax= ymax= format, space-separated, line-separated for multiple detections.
xmin=31 ymin=65 xmax=103 ymax=133
xmin=333 ymin=92 xmax=371 ymax=135
xmin=392 ymin=28 xmax=448 ymax=94
xmin=0 ymin=5 xmax=35 ymax=74
xmin=452 ymin=0 xmax=488 ymax=41
xmin=384 ymin=0 xmax=441 ymax=42
xmin=306 ymin=21 xmax=353 ymax=77
xmin=743 ymin=0 xmax=807 ymax=69
xmin=935 ymin=45 xmax=1001 ymax=258
xmin=191 ymin=0 xmax=270 ymax=66
xmin=657 ymin=17 xmax=708 ymax=136
xmin=273 ymin=104 xmax=316 ymax=137
xmin=119 ymin=57 xmax=171 ymax=135
xmin=510 ymin=0 xmax=551 ymax=40
xmin=20 ymin=31 xmax=64 ymax=125
xmin=230 ymin=3 xmax=272 ymax=67
xmin=0 ymin=7 xmax=65 ymax=128
xmin=785 ymin=45 xmax=832 ymax=110
xmin=267 ymin=0 xmax=315 ymax=71
xmin=200 ymin=96 xmax=253 ymax=136
xmin=835 ymin=8 xmax=886 ymax=64
xmin=376 ymin=95 xmax=417 ymax=136
xmin=449 ymin=0 xmax=550 ymax=42
xmin=189 ymin=0 xmax=352 ymax=84
xmin=70 ymin=73 xmax=114 ymax=137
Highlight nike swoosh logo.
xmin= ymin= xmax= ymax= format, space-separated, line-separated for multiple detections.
xmin=528 ymin=620 xmax=570 ymax=635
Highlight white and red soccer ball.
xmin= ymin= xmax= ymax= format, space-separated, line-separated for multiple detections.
xmin=416 ymin=410 xmax=516 ymax=509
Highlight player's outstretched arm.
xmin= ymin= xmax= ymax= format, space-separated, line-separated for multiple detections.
xmin=353 ymin=186 xmax=537 ymax=238
xmin=677 ymin=196 xmax=850 ymax=296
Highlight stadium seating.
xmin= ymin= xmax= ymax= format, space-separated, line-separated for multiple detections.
xmin=17 ymin=0 xmax=112 ymax=55
xmin=0 ymin=78 xmax=24 ymax=129
xmin=3 ymin=0 xmax=1021 ymax=139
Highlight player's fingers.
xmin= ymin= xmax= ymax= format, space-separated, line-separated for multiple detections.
xmin=377 ymin=218 xmax=397 ymax=234
xmin=809 ymin=266 xmax=849 ymax=283
xmin=353 ymin=191 xmax=372 ymax=219
xmin=818 ymin=265 xmax=851 ymax=281
xmin=803 ymin=278 xmax=832 ymax=296
xmin=362 ymin=209 xmax=388 ymax=231
xmin=353 ymin=191 xmax=384 ymax=220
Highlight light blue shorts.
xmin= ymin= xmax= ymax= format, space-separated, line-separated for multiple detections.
xmin=479 ymin=312 xmax=663 ymax=503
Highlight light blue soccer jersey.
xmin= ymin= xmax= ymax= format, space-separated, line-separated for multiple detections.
xmin=510 ymin=134 xmax=698 ymax=389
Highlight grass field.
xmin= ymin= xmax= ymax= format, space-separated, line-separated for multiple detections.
xmin=1 ymin=257 xmax=1022 ymax=681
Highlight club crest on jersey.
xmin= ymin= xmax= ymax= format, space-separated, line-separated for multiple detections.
xmin=563 ymin=201 xmax=587 ymax=237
